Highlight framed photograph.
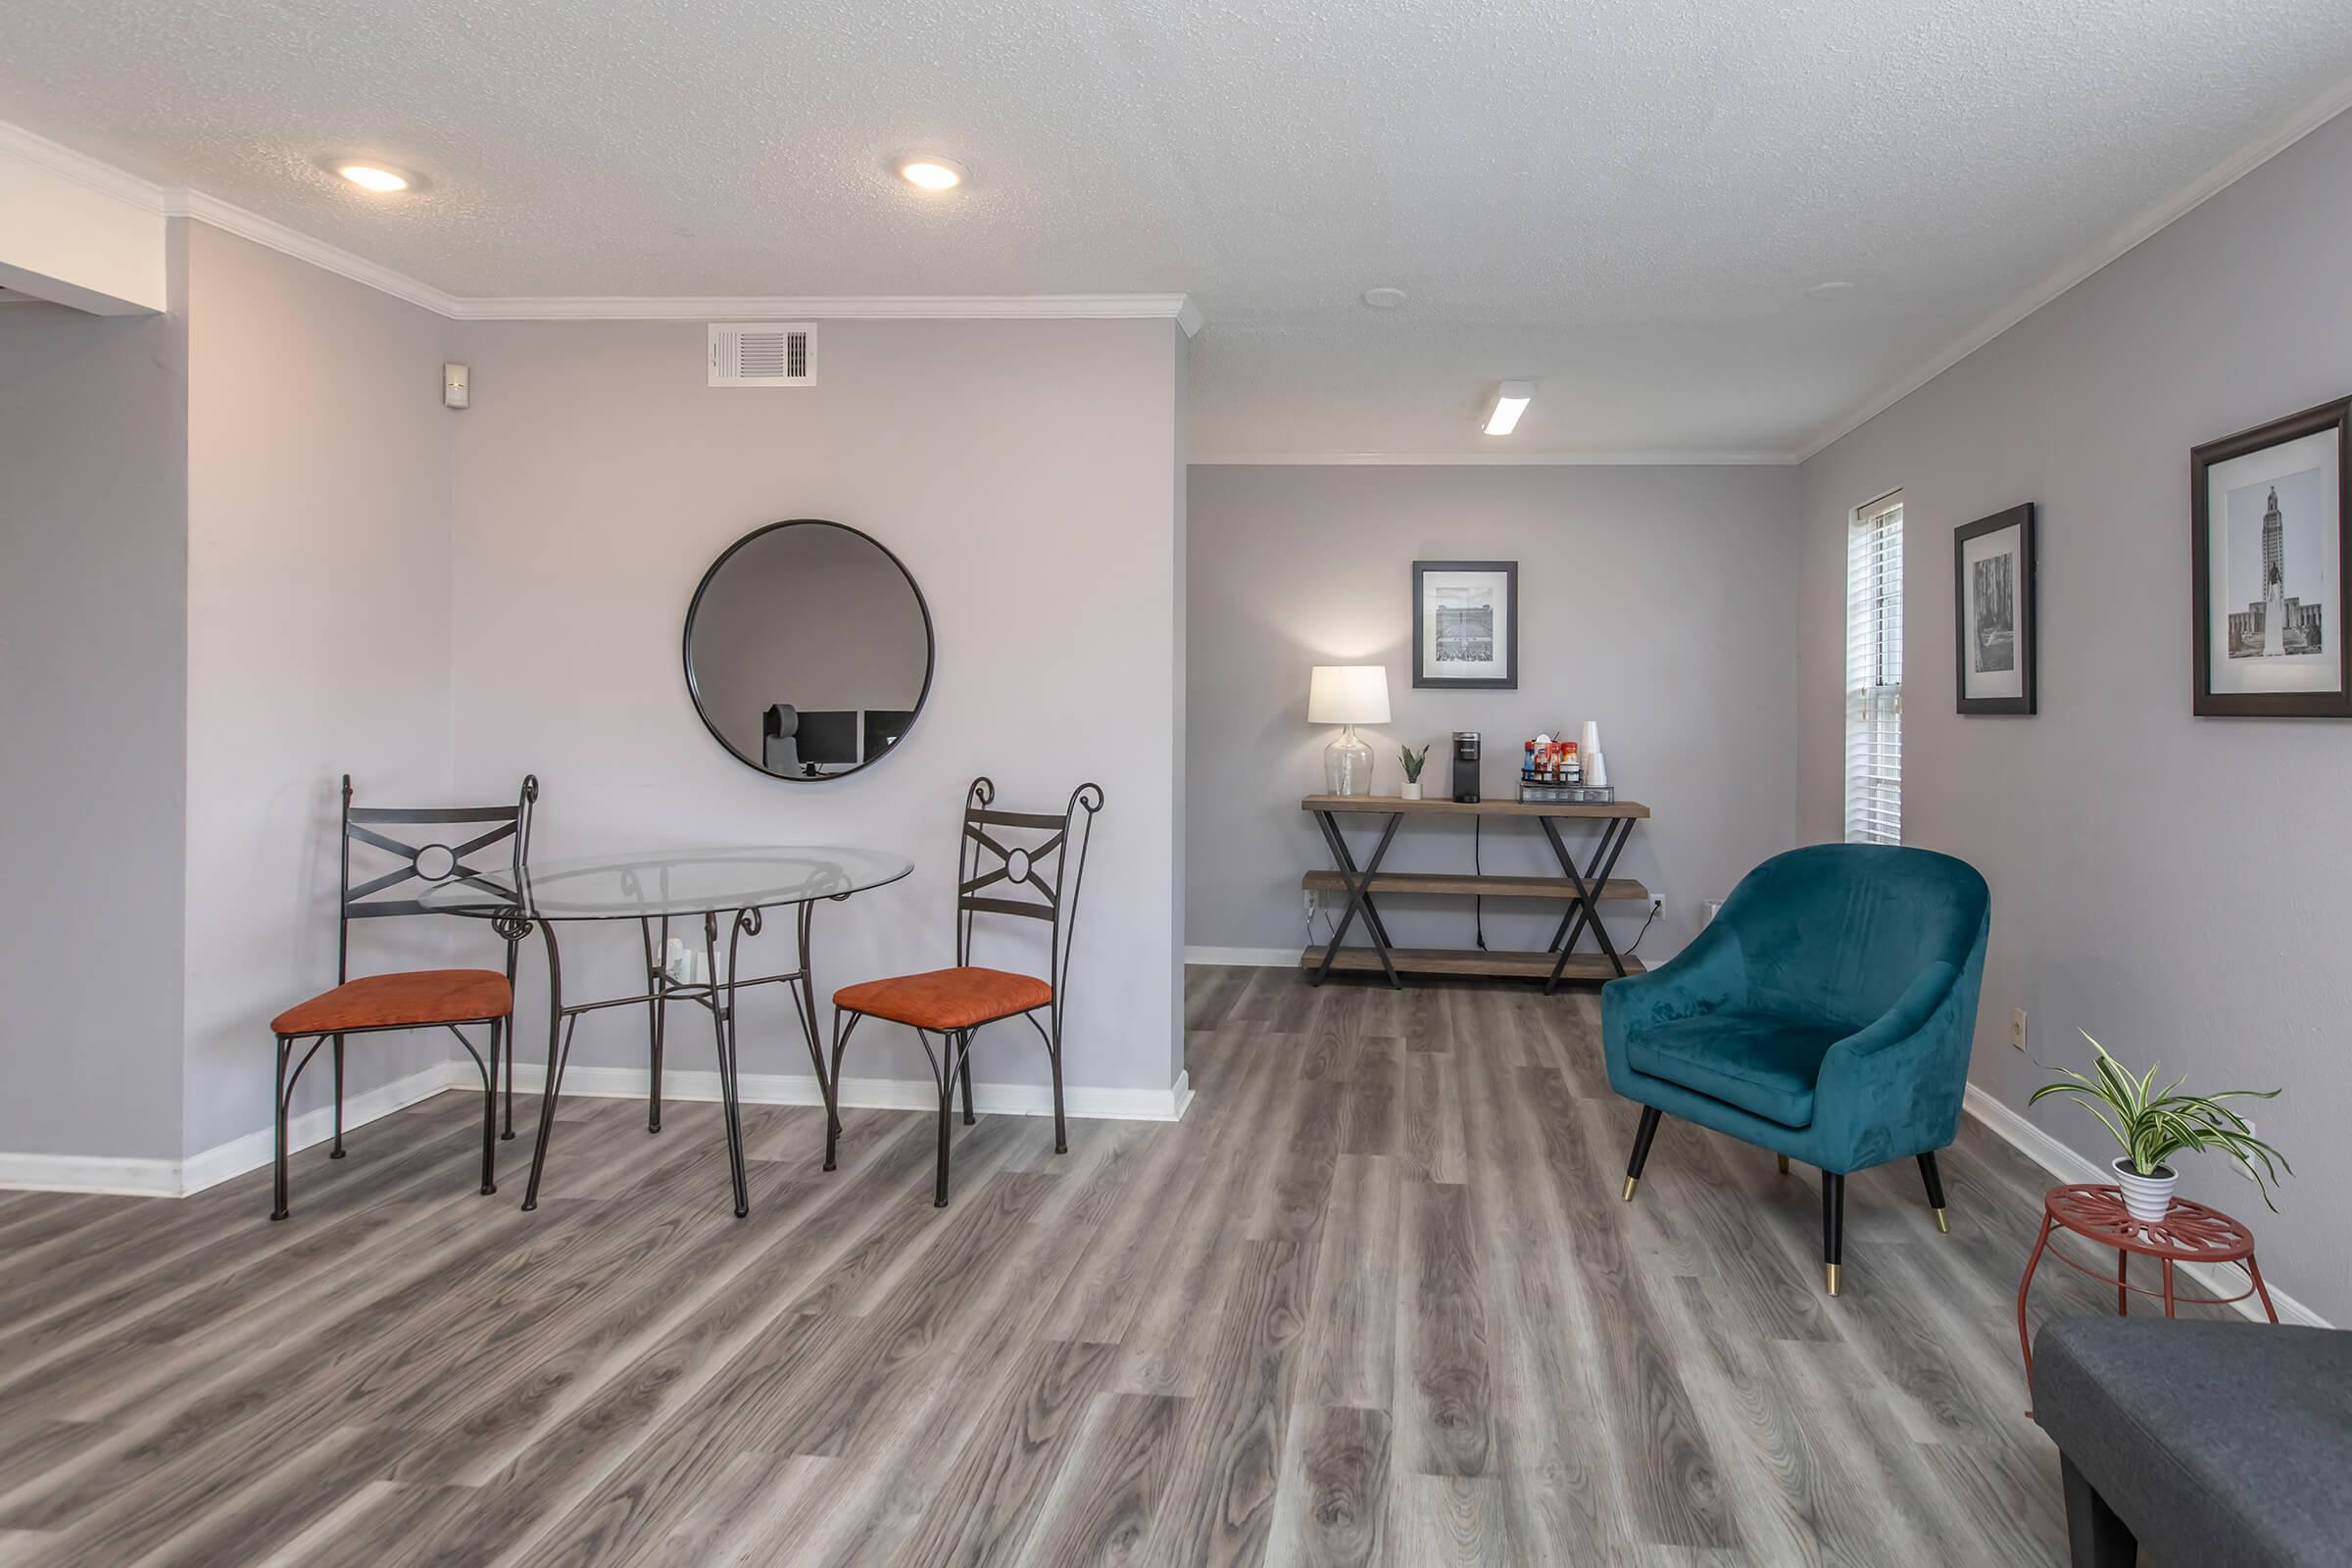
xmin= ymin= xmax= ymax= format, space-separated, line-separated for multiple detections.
xmin=1412 ymin=560 xmax=1517 ymax=689
xmin=1953 ymin=504 xmax=2036 ymax=714
xmin=2191 ymin=396 xmax=2351 ymax=717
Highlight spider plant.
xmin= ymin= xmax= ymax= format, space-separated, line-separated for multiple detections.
xmin=2028 ymin=1032 xmax=2290 ymax=1210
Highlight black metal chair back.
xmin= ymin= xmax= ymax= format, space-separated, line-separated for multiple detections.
xmin=338 ymin=773 xmax=539 ymax=985
xmin=955 ymin=776 xmax=1103 ymax=1021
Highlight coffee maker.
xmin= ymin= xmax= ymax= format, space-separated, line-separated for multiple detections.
xmin=1452 ymin=731 xmax=1481 ymax=804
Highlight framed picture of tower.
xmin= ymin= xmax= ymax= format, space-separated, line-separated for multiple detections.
xmin=1954 ymin=504 xmax=2036 ymax=714
xmin=1412 ymin=560 xmax=1518 ymax=689
xmin=2192 ymin=396 xmax=2351 ymax=716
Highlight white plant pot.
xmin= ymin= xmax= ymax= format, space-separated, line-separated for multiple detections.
xmin=2112 ymin=1157 xmax=2178 ymax=1224
xmin=1400 ymin=781 xmax=1424 ymax=801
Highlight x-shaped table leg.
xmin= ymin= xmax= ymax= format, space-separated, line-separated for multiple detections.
xmin=1539 ymin=815 xmax=1635 ymax=993
xmin=1310 ymin=808 xmax=1403 ymax=987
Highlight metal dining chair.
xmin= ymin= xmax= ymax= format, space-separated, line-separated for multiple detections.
xmin=266 ymin=773 xmax=537 ymax=1219
xmin=827 ymin=776 xmax=1103 ymax=1205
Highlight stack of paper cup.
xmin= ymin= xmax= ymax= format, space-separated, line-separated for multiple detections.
xmin=1580 ymin=720 xmax=1600 ymax=758
xmin=1587 ymin=751 xmax=1608 ymax=788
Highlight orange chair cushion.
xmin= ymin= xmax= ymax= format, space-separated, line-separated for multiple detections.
xmin=271 ymin=969 xmax=514 ymax=1037
xmin=832 ymin=966 xmax=1053 ymax=1032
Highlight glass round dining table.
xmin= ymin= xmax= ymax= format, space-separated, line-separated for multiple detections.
xmin=422 ymin=846 xmax=912 ymax=1216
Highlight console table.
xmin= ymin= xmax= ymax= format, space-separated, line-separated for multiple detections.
xmin=1299 ymin=794 xmax=1650 ymax=992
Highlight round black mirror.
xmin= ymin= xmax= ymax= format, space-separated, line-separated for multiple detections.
xmin=682 ymin=519 xmax=935 ymax=780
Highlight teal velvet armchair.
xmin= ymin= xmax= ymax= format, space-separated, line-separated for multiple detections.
xmin=1602 ymin=844 xmax=1989 ymax=1296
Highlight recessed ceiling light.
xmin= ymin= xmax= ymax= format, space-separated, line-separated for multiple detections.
xmin=895 ymin=155 xmax=969 ymax=192
xmin=1483 ymin=379 xmax=1538 ymax=436
xmin=335 ymin=162 xmax=415 ymax=194
xmin=1362 ymin=286 xmax=1408 ymax=310
xmin=1805 ymin=279 xmax=1858 ymax=300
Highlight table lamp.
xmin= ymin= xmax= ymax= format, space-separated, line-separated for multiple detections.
xmin=1307 ymin=664 xmax=1390 ymax=796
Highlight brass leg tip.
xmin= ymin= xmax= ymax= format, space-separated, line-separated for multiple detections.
xmin=1825 ymin=1263 xmax=1841 ymax=1297
xmin=1621 ymin=1177 xmax=1639 ymax=1201
xmin=1776 ymin=1153 xmax=1790 ymax=1174
xmin=1935 ymin=1207 xmax=1950 ymax=1235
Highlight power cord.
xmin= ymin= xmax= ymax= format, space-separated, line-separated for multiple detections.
xmin=1621 ymin=900 xmax=1661 ymax=958
xmin=1472 ymin=817 xmax=1488 ymax=951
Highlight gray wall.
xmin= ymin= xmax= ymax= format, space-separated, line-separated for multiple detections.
xmin=179 ymin=220 xmax=461 ymax=1158
xmin=1187 ymin=464 xmax=1801 ymax=959
xmin=0 ymin=294 xmax=189 ymax=1162
xmin=449 ymin=318 xmax=1187 ymax=1099
xmin=1795 ymin=108 xmax=2352 ymax=1323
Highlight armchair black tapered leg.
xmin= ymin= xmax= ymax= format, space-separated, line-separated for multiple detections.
xmin=2059 ymin=1455 xmax=2136 ymax=1568
xmin=329 ymin=1034 xmax=347 ymax=1158
xmin=1622 ymin=1105 xmax=1663 ymax=1200
xmin=958 ymin=1030 xmax=975 ymax=1126
xmin=1823 ymin=1171 xmax=1846 ymax=1296
xmin=1777 ymin=1153 xmax=1790 ymax=1175
xmin=1917 ymin=1151 xmax=1949 ymax=1234
xmin=270 ymin=1036 xmax=293 ymax=1220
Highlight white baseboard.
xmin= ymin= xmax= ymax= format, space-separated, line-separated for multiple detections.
xmin=0 ymin=1055 xmax=1192 ymax=1201
xmin=1185 ymin=946 xmax=1298 ymax=967
xmin=0 ymin=1152 xmax=185 ymax=1198
xmin=505 ymin=1061 xmax=1193 ymax=1123
xmin=0 ymin=1059 xmax=465 ymax=1200
xmin=1963 ymin=1084 xmax=2330 ymax=1329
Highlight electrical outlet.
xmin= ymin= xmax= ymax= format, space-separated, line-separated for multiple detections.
xmin=1303 ymin=888 xmax=1317 ymax=918
xmin=2011 ymin=1007 xmax=2028 ymax=1051
xmin=1649 ymin=897 xmax=1664 ymax=918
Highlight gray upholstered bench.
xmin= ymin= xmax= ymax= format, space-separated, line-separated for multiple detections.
xmin=2033 ymin=1317 xmax=2352 ymax=1566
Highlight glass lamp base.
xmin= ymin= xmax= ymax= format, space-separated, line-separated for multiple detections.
xmin=1324 ymin=727 xmax=1375 ymax=796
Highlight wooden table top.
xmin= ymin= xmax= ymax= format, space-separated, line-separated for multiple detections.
xmin=1301 ymin=793 xmax=1650 ymax=820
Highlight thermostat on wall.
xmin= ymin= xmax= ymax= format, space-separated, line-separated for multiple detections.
xmin=443 ymin=362 xmax=469 ymax=410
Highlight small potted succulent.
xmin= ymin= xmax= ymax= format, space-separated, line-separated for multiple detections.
xmin=2029 ymin=1032 xmax=2288 ymax=1223
xmin=1398 ymin=745 xmax=1428 ymax=801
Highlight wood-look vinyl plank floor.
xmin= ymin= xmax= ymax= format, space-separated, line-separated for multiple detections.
xmin=0 ymin=968 xmax=2194 ymax=1565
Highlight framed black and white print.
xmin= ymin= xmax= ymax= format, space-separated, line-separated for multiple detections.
xmin=1412 ymin=561 xmax=1517 ymax=689
xmin=1953 ymin=504 xmax=2036 ymax=714
xmin=2191 ymin=396 xmax=2351 ymax=717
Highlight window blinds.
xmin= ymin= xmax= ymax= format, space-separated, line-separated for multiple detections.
xmin=1845 ymin=493 xmax=1903 ymax=846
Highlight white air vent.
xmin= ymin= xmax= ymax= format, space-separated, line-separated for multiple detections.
xmin=709 ymin=322 xmax=816 ymax=387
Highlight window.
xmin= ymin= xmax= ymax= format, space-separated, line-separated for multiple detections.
xmin=1845 ymin=490 xmax=1903 ymax=845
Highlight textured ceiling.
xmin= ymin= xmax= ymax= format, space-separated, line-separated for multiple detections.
xmin=6 ymin=0 xmax=2351 ymax=455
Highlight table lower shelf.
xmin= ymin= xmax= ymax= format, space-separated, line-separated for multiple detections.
xmin=1300 ymin=869 xmax=1649 ymax=903
xmin=1298 ymin=946 xmax=1646 ymax=981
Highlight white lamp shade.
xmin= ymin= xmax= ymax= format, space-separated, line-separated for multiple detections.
xmin=1307 ymin=664 xmax=1391 ymax=725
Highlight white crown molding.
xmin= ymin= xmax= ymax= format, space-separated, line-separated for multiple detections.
xmin=1188 ymin=451 xmax=1796 ymax=466
xmin=163 ymin=186 xmax=466 ymax=317
xmin=451 ymin=292 xmax=1202 ymax=332
xmin=1964 ymin=1084 xmax=2330 ymax=1330
xmin=0 ymin=117 xmax=167 ymax=212
xmin=1797 ymin=71 xmax=2352 ymax=463
xmin=0 ymin=115 xmax=1204 ymax=332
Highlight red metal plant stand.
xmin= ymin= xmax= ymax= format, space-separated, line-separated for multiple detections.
xmin=2017 ymin=1183 xmax=2278 ymax=1409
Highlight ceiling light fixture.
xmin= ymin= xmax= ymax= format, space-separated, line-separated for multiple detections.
xmin=335 ymin=162 xmax=415 ymax=193
xmin=1482 ymin=380 xmax=1538 ymax=436
xmin=895 ymin=155 xmax=969 ymax=192
xmin=1805 ymin=279 xmax=1857 ymax=300
xmin=1362 ymin=286 xmax=1408 ymax=310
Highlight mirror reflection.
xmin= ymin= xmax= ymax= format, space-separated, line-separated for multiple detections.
xmin=683 ymin=520 xmax=934 ymax=780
